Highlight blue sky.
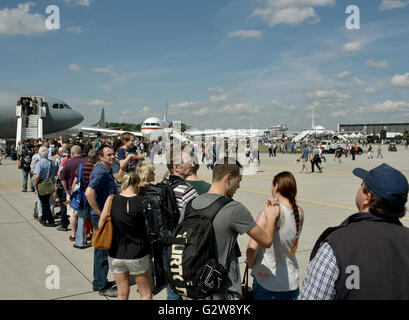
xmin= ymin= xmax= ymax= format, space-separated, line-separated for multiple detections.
xmin=0 ymin=0 xmax=408 ymax=131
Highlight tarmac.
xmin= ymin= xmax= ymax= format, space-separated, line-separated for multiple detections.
xmin=1 ymin=146 xmax=408 ymax=300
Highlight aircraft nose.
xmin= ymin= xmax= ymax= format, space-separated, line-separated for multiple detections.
xmin=73 ymin=110 xmax=84 ymax=125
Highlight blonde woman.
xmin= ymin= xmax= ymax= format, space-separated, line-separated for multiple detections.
xmin=99 ymin=172 xmax=152 ymax=300
xmin=135 ymin=163 xmax=155 ymax=192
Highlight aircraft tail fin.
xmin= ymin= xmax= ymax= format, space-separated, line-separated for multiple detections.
xmin=92 ymin=108 xmax=106 ymax=128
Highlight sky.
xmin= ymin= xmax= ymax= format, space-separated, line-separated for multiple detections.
xmin=0 ymin=0 xmax=408 ymax=131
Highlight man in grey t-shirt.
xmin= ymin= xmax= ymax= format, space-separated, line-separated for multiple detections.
xmin=182 ymin=157 xmax=278 ymax=299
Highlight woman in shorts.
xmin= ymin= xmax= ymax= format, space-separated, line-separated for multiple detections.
xmin=99 ymin=172 xmax=152 ymax=300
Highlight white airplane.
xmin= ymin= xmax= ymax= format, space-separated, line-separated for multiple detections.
xmin=81 ymin=102 xmax=266 ymax=141
xmin=0 ymin=90 xmax=84 ymax=139
xmin=80 ymin=103 xmax=171 ymax=140
xmin=292 ymin=110 xmax=334 ymax=143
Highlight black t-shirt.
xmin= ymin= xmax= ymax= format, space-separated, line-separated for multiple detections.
xmin=108 ymin=194 xmax=149 ymax=259
xmin=20 ymin=150 xmax=33 ymax=171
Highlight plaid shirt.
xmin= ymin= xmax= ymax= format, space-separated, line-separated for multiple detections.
xmin=298 ymin=242 xmax=339 ymax=300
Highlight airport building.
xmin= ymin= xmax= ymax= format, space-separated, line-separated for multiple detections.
xmin=338 ymin=123 xmax=409 ymax=135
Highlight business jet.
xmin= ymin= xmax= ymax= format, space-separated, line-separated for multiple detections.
xmin=0 ymin=90 xmax=84 ymax=139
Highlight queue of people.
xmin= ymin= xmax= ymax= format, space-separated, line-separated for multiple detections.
xmin=12 ymin=132 xmax=409 ymax=300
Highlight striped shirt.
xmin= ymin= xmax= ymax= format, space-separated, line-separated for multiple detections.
xmin=168 ymin=175 xmax=198 ymax=216
xmin=74 ymin=161 xmax=95 ymax=189
xmin=298 ymin=241 xmax=339 ymax=300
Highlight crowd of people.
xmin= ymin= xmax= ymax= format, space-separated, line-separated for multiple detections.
xmin=10 ymin=132 xmax=409 ymax=300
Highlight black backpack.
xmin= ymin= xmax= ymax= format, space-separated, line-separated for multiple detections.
xmin=141 ymin=179 xmax=184 ymax=246
xmin=167 ymin=196 xmax=232 ymax=299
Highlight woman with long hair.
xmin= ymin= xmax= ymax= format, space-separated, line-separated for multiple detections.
xmin=246 ymin=171 xmax=304 ymax=300
xmin=99 ymin=172 xmax=152 ymax=300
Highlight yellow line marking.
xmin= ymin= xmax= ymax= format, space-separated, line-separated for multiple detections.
xmin=238 ymin=188 xmax=409 ymax=221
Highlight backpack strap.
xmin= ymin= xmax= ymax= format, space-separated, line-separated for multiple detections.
xmin=184 ymin=196 xmax=233 ymax=221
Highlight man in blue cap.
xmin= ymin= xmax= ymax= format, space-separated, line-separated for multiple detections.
xmin=299 ymin=163 xmax=409 ymax=300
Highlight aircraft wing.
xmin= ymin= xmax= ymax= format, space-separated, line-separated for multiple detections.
xmin=80 ymin=126 xmax=144 ymax=137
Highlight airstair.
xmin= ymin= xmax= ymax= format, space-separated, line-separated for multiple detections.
xmin=16 ymin=96 xmax=47 ymax=143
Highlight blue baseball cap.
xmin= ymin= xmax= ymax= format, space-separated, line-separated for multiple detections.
xmin=353 ymin=163 xmax=408 ymax=206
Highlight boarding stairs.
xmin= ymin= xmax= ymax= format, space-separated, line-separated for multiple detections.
xmin=16 ymin=96 xmax=47 ymax=144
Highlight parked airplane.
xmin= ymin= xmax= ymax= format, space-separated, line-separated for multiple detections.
xmin=0 ymin=90 xmax=84 ymax=139
xmin=292 ymin=110 xmax=334 ymax=142
xmin=81 ymin=102 xmax=266 ymax=141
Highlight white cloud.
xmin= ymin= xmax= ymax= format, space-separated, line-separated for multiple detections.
xmin=68 ymin=64 xmax=83 ymax=72
xmin=333 ymin=71 xmax=351 ymax=79
xmin=391 ymin=73 xmax=409 ymax=88
xmin=92 ymin=65 xmax=114 ymax=73
xmin=88 ymin=99 xmax=112 ymax=107
xmin=62 ymin=0 xmax=94 ymax=6
xmin=209 ymin=94 xmax=228 ymax=103
xmin=371 ymin=100 xmax=409 ymax=112
xmin=227 ymin=30 xmax=262 ymax=39
xmin=365 ymin=59 xmax=390 ymax=69
xmin=251 ymin=0 xmax=335 ymax=27
xmin=365 ymin=87 xmax=376 ymax=94
xmin=307 ymin=89 xmax=351 ymax=100
xmin=67 ymin=26 xmax=83 ymax=34
xmin=341 ymin=41 xmax=362 ymax=53
xmin=332 ymin=110 xmax=348 ymax=117
xmin=170 ymin=101 xmax=203 ymax=110
xmin=0 ymin=3 xmax=48 ymax=35
xmin=193 ymin=107 xmax=211 ymax=116
xmin=379 ymin=0 xmax=409 ymax=10
xmin=354 ymin=76 xmax=366 ymax=87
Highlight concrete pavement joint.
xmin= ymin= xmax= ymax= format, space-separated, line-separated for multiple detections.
xmin=0 ymin=194 xmax=95 ymax=291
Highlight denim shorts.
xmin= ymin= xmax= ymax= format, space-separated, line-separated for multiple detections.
xmin=108 ymin=255 xmax=149 ymax=275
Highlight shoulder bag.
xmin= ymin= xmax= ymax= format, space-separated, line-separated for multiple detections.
xmin=37 ymin=160 xmax=55 ymax=196
xmin=92 ymin=195 xmax=114 ymax=250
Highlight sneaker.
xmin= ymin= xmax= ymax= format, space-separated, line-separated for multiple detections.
xmin=93 ymin=281 xmax=115 ymax=292
xmin=99 ymin=287 xmax=118 ymax=297
xmin=73 ymin=243 xmax=91 ymax=249
xmin=56 ymin=226 xmax=68 ymax=231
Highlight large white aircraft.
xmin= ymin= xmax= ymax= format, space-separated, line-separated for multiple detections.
xmin=0 ymin=90 xmax=84 ymax=139
xmin=292 ymin=110 xmax=334 ymax=143
xmin=81 ymin=103 xmax=266 ymax=141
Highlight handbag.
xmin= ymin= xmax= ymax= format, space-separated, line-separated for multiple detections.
xmin=92 ymin=195 xmax=114 ymax=250
xmin=37 ymin=161 xmax=55 ymax=196
xmin=241 ymin=262 xmax=253 ymax=301
xmin=69 ymin=164 xmax=87 ymax=210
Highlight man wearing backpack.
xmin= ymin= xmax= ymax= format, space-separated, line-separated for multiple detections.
xmin=20 ymin=144 xmax=35 ymax=192
xmin=163 ymin=145 xmax=199 ymax=299
xmin=171 ymin=157 xmax=278 ymax=300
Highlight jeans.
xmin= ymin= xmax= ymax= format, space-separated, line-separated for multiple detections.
xmin=75 ymin=207 xmax=90 ymax=246
xmin=36 ymin=190 xmax=55 ymax=219
xmin=56 ymin=189 xmax=69 ymax=228
xmin=39 ymin=194 xmax=55 ymax=225
xmin=162 ymin=247 xmax=182 ymax=300
xmin=91 ymin=214 xmax=109 ymax=291
xmin=22 ymin=170 xmax=34 ymax=191
xmin=252 ymin=279 xmax=299 ymax=300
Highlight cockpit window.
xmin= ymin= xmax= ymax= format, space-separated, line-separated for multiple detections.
xmin=53 ymin=104 xmax=59 ymax=109
xmin=64 ymin=104 xmax=71 ymax=109
xmin=59 ymin=104 xmax=64 ymax=109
